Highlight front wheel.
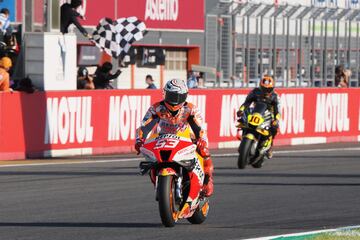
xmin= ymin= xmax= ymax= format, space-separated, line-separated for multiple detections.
xmin=187 ymin=200 xmax=209 ymax=224
xmin=158 ymin=175 xmax=178 ymax=227
xmin=238 ymin=138 xmax=253 ymax=169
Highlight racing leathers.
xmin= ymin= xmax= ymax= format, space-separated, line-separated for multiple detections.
xmin=135 ymin=100 xmax=214 ymax=197
xmin=237 ymin=87 xmax=281 ymax=156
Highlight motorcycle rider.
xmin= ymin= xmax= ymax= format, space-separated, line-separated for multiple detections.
xmin=135 ymin=79 xmax=214 ymax=197
xmin=237 ymin=75 xmax=280 ymax=159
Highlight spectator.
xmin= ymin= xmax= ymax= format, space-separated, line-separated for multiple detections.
xmin=61 ymin=0 xmax=90 ymax=38
xmin=0 ymin=8 xmax=12 ymax=37
xmin=187 ymin=71 xmax=198 ymax=89
xmin=0 ymin=56 xmax=12 ymax=92
xmin=197 ymin=72 xmax=205 ymax=88
xmin=335 ymin=65 xmax=349 ymax=88
xmin=14 ymin=76 xmax=36 ymax=93
xmin=93 ymin=62 xmax=121 ymax=89
xmin=145 ymin=74 xmax=157 ymax=89
xmin=77 ymin=66 xmax=94 ymax=89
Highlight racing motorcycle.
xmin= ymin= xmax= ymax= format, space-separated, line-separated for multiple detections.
xmin=236 ymin=102 xmax=273 ymax=169
xmin=139 ymin=129 xmax=210 ymax=227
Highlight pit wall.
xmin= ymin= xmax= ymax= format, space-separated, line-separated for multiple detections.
xmin=0 ymin=88 xmax=359 ymax=160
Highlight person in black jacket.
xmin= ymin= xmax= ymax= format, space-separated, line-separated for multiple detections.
xmin=93 ymin=62 xmax=121 ymax=89
xmin=61 ymin=0 xmax=89 ymax=38
xmin=237 ymin=76 xmax=281 ymax=159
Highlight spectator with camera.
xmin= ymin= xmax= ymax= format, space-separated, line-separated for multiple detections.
xmin=77 ymin=66 xmax=95 ymax=90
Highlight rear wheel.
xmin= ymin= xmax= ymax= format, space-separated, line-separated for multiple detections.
xmin=238 ymin=138 xmax=253 ymax=169
xmin=187 ymin=200 xmax=209 ymax=224
xmin=158 ymin=175 xmax=178 ymax=227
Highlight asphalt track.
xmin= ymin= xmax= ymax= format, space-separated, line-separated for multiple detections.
xmin=0 ymin=143 xmax=359 ymax=240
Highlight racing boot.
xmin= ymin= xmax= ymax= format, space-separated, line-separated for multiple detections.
xmin=203 ymin=158 xmax=214 ymax=197
xmin=266 ymin=141 xmax=274 ymax=159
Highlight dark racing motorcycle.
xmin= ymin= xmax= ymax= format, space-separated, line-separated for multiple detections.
xmin=236 ymin=102 xmax=274 ymax=169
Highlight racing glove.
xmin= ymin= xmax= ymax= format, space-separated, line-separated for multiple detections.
xmin=197 ymin=138 xmax=210 ymax=158
xmin=236 ymin=105 xmax=245 ymax=118
xmin=272 ymin=119 xmax=279 ymax=128
xmin=135 ymin=140 xmax=144 ymax=155
xmin=203 ymin=158 xmax=214 ymax=197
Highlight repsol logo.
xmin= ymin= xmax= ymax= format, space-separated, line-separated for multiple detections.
xmin=315 ymin=93 xmax=350 ymax=133
xmin=44 ymin=97 xmax=93 ymax=144
xmin=279 ymin=94 xmax=305 ymax=135
xmin=108 ymin=95 xmax=151 ymax=141
xmin=145 ymin=0 xmax=179 ymax=21
xmin=219 ymin=94 xmax=247 ymax=137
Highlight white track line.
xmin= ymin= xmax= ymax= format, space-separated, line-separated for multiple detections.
xmin=241 ymin=225 xmax=360 ymax=240
xmin=0 ymin=147 xmax=359 ymax=168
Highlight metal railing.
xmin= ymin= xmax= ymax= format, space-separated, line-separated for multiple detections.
xmin=205 ymin=1 xmax=360 ymax=87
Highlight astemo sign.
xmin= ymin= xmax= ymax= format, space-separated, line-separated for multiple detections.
xmin=145 ymin=0 xmax=179 ymax=21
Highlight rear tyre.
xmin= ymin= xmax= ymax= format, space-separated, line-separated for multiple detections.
xmin=187 ymin=200 xmax=209 ymax=224
xmin=238 ymin=138 xmax=253 ymax=169
xmin=158 ymin=175 xmax=178 ymax=227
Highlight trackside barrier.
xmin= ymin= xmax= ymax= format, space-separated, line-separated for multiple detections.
xmin=0 ymin=88 xmax=359 ymax=160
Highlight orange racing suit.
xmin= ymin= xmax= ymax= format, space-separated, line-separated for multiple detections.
xmin=136 ymin=100 xmax=214 ymax=197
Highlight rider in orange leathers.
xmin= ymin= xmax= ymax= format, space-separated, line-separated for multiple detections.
xmin=135 ymin=79 xmax=214 ymax=197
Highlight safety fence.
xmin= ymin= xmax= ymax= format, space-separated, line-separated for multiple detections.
xmin=206 ymin=2 xmax=360 ymax=87
xmin=0 ymin=88 xmax=359 ymax=160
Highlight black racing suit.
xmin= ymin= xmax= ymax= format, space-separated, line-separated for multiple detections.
xmin=238 ymin=87 xmax=281 ymax=139
xmin=61 ymin=3 xmax=88 ymax=36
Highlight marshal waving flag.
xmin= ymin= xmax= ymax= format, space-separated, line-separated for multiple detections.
xmin=92 ymin=17 xmax=147 ymax=58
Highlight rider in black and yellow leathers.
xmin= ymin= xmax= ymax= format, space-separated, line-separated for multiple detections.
xmin=237 ymin=76 xmax=281 ymax=158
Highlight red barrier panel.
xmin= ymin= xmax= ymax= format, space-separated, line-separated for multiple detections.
xmin=0 ymin=88 xmax=359 ymax=160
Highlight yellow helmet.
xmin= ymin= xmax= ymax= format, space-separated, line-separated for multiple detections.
xmin=0 ymin=57 xmax=12 ymax=69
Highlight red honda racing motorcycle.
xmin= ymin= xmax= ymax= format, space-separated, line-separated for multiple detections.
xmin=139 ymin=131 xmax=210 ymax=227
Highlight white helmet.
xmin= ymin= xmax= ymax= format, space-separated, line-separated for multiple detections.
xmin=163 ymin=79 xmax=188 ymax=111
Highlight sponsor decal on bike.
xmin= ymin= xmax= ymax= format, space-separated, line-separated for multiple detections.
xmin=193 ymin=159 xmax=204 ymax=183
xmin=108 ymin=95 xmax=151 ymax=141
xmin=44 ymin=97 xmax=93 ymax=144
xmin=155 ymin=134 xmax=180 ymax=140
xmin=176 ymin=144 xmax=196 ymax=156
xmin=315 ymin=93 xmax=350 ymax=133
xmin=279 ymin=94 xmax=305 ymax=135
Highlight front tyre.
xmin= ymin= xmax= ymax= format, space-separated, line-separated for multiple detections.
xmin=187 ymin=200 xmax=209 ymax=224
xmin=158 ymin=175 xmax=178 ymax=227
xmin=238 ymin=138 xmax=253 ymax=169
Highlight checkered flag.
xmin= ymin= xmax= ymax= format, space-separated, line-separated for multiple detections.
xmin=92 ymin=17 xmax=147 ymax=58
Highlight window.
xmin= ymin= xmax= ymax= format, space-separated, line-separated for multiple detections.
xmin=165 ymin=50 xmax=187 ymax=70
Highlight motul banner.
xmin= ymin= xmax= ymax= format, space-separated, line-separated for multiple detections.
xmin=0 ymin=88 xmax=359 ymax=160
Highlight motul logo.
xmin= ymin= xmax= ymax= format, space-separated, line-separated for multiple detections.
xmin=279 ymin=94 xmax=305 ymax=135
xmin=145 ymin=0 xmax=179 ymax=21
xmin=358 ymin=101 xmax=360 ymax=131
xmin=315 ymin=93 xmax=350 ymax=133
xmin=108 ymin=95 xmax=151 ymax=141
xmin=219 ymin=94 xmax=247 ymax=137
xmin=187 ymin=95 xmax=207 ymax=130
xmin=44 ymin=97 xmax=93 ymax=144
